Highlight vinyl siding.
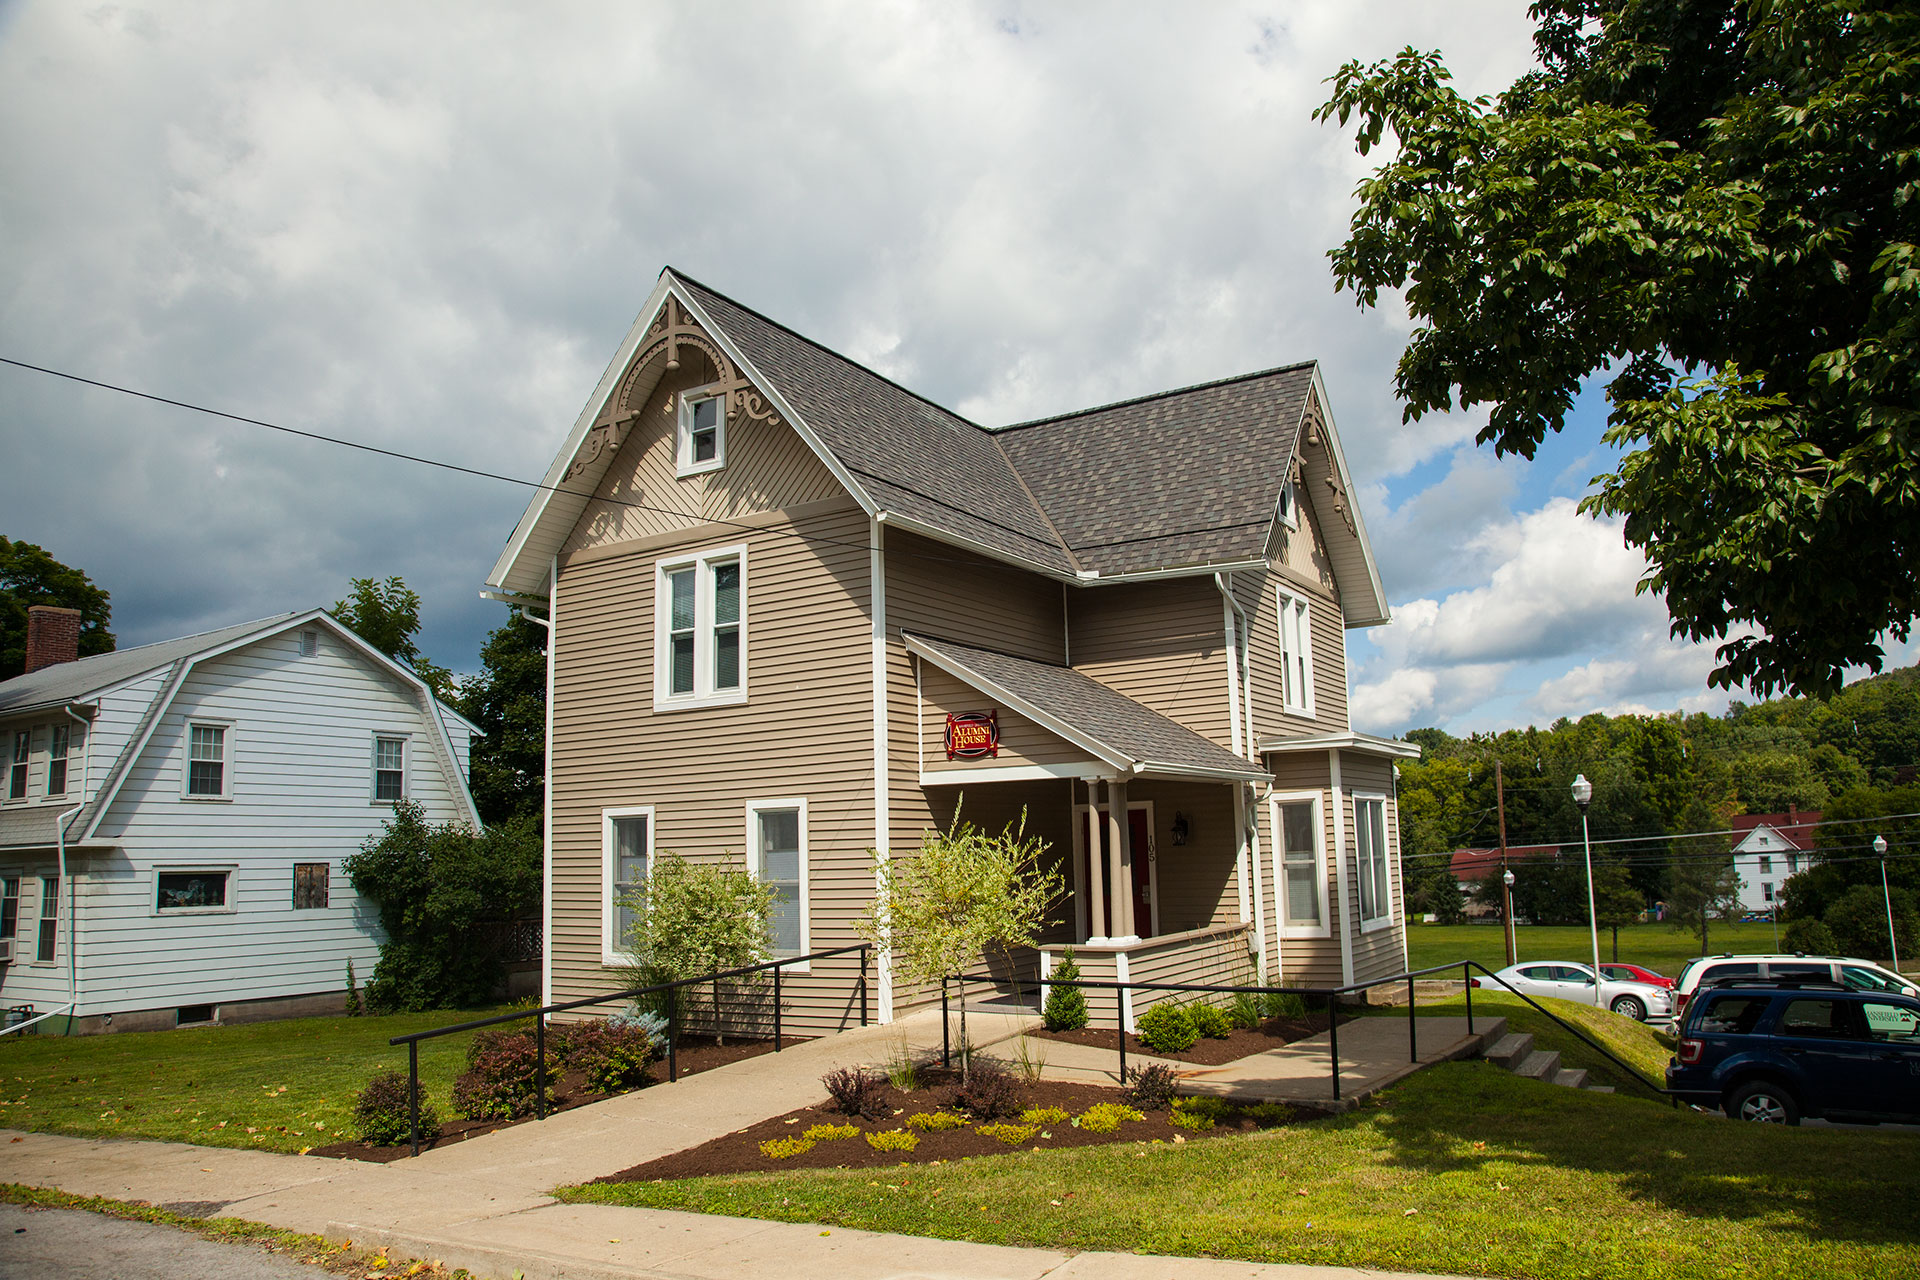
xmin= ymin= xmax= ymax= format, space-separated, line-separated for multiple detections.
xmin=1342 ymin=753 xmax=1406 ymax=985
xmin=1263 ymin=751 xmax=1346 ymax=990
xmin=548 ymin=501 xmax=878 ymax=1034
xmin=916 ymin=667 xmax=1092 ymax=776
xmin=1237 ymin=564 xmax=1349 ymax=741
xmin=1067 ymin=578 xmax=1233 ymax=750
xmin=52 ymin=627 xmax=470 ymax=1016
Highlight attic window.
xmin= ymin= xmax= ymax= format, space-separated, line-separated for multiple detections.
xmin=299 ymin=630 xmax=319 ymax=658
xmin=1277 ymin=481 xmax=1298 ymax=529
xmin=676 ymin=386 xmax=726 ymax=477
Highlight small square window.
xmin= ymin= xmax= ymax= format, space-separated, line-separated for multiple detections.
xmin=157 ymin=870 xmax=229 ymax=911
xmin=373 ymin=736 xmax=407 ymax=802
xmin=186 ymin=723 xmax=228 ymax=798
xmin=292 ymin=863 xmax=329 ymax=909
xmin=299 ymin=630 xmax=319 ymax=658
xmin=675 ymin=387 xmax=727 ymax=476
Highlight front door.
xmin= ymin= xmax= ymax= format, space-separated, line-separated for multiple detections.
xmin=1079 ymin=805 xmax=1154 ymax=940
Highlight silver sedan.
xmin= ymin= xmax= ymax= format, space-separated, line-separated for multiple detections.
xmin=1474 ymin=961 xmax=1674 ymax=1021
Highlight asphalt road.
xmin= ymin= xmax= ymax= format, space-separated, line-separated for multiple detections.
xmin=0 ymin=1204 xmax=330 ymax=1280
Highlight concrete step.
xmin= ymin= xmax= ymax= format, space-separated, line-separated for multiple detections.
xmin=1484 ymin=1032 xmax=1535 ymax=1070
xmin=1551 ymin=1067 xmax=1588 ymax=1089
xmin=1585 ymin=1085 xmax=1616 ymax=1094
xmin=1514 ymin=1049 xmax=1562 ymax=1081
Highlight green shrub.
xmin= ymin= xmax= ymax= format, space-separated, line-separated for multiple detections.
xmin=803 ymin=1122 xmax=858 ymax=1141
xmin=565 ymin=1021 xmax=658 ymax=1095
xmin=1240 ymin=1101 xmax=1292 ymax=1126
xmin=948 ymin=1058 xmax=1022 ymax=1121
xmin=905 ymin=1110 xmax=968 ymax=1131
xmin=1783 ymin=916 xmax=1838 ymax=954
xmin=1124 ymin=1061 xmax=1180 ymax=1110
xmin=1262 ymin=990 xmax=1309 ymax=1020
xmin=1019 ymin=1105 xmax=1070 ymax=1126
xmin=760 ymin=1136 xmax=814 ymax=1159
xmin=976 ymin=1121 xmax=1039 ymax=1145
xmin=1136 ymin=1003 xmax=1199 ymax=1053
xmin=451 ymin=1029 xmax=553 ymax=1121
xmin=1226 ymin=993 xmax=1263 ymax=1029
xmin=1074 ymin=1101 xmax=1144 ymax=1133
xmin=1043 ymin=949 xmax=1090 ymax=1031
xmin=865 ymin=1128 xmax=919 ymax=1152
xmin=354 ymin=1070 xmax=440 ymax=1147
xmin=1170 ymin=1096 xmax=1233 ymax=1130
xmin=1189 ymin=1003 xmax=1233 ymax=1039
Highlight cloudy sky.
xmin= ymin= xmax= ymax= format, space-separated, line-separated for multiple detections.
xmin=3 ymin=2 xmax=1906 ymax=734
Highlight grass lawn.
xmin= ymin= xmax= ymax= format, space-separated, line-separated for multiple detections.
xmin=559 ymin=1065 xmax=1920 ymax=1280
xmin=1381 ymin=989 xmax=1675 ymax=1090
xmin=1406 ymin=921 xmax=1786 ymax=979
xmin=0 ymin=1006 xmax=508 ymax=1153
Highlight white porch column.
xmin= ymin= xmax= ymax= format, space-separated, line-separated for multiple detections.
xmin=1109 ymin=777 xmax=1137 ymax=942
xmin=1086 ymin=778 xmax=1109 ymax=942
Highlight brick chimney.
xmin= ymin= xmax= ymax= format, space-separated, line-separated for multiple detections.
xmin=24 ymin=605 xmax=83 ymax=674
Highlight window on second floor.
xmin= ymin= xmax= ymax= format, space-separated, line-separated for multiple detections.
xmin=655 ymin=547 xmax=746 ymax=709
xmin=185 ymin=723 xmax=230 ymax=798
xmin=8 ymin=730 xmax=27 ymax=800
xmin=676 ymin=386 xmax=727 ymax=476
xmin=1276 ymin=589 xmax=1315 ymax=717
xmin=372 ymin=735 xmax=408 ymax=802
xmin=46 ymin=724 xmax=68 ymax=798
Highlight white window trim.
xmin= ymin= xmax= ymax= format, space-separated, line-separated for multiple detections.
xmin=5 ymin=727 xmax=30 ymax=804
xmin=181 ymin=719 xmax=234 ymax=801
xmin=45 ymin=722 xmax=69 ymax=800
xmin=1268 ymin=791 xmax=1330 ymax=940
xmin=674 ymin=382 xmax=728 ymax=477
xmin=653 ymin=543 xmax=749 ymax=711
xmin=746 ymin=797 xmax=809 ymax=972
xmin=1276 ymin=587 xmax=1316 ymax=718
xmin=150 ymin=864 xmax=240 ymax=917
xmin=601 ymin=805 xmax=655 ymax=966
xmin=370 ymin=732 xmax=410 ymax=804
xmin=31 ymin=874 xmax=58 ymax=965
xmin=1353 ymin=791 xmax=1394 ymax=932
xmin=1277 ymin=480 xmax=1299 ymax=530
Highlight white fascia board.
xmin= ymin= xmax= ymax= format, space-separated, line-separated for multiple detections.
xmin=901 ymin=635 xmax=1133 ymax=774
xmin=1258 ymin=730 xmax=1423 ymax=760
xmin=75 ymin=659 xmax=193 ymax=844
xmin=1135 ymin=760 xmax=1273 ymax=785
xmin=920 ymin=760 xmax=1104 ymax=787
xmin=1307 ymin=364 xmax=1391 ymax=629
xmin=488 ymin=273 xmax=682 ymax=595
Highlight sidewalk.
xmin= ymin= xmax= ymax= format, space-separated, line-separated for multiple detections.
xmin=1 ymin=1003 xmax=1483 ymax=1280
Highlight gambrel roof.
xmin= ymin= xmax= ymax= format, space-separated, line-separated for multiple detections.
xmin=490 ymin=268 xmax=1389 ymax=624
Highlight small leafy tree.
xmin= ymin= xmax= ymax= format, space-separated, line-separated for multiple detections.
xmin=1822 ymin=884 xmax=1918 ymax=964
xmin=620 ymin=853 xmax=775 ymax=1042
xmin=1592 ymin=858 xmax=1645 ymax=962
xmin=859 ymin=803 xmax=1062 ymax=1076
xmin=330 ymin=575 xmax=455 ymax=700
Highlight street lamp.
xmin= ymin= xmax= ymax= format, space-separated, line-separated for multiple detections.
xmin=1572 ymin=774 xmax=1601 ymax=1006
xmin=1877 ymin=834 xmax=1900 ymax=974
xmin=1502 ymin=868 xmax=1517 ymax=966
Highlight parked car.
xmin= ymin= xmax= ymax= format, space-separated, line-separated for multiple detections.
xmin=1599 ymin=962 xmax=1673 ymax=989
xmin=1671 ymin=954 xmax=1919 ymax=1016
xmin=1472 ymin=961 xmax=1674 ymax=1021
xmin=1666 ymin=981 xmax=1920 ymax=1124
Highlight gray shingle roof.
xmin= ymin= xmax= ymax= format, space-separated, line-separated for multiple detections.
xmin=904 ymin=633 xmax=1268 ymax=782
xmin=0 ymin=615 xmax=296 ymax=715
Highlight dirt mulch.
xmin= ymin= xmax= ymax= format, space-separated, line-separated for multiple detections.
xmin=1028 ymin=1012 xmax=1349 ymax=1066
xmin=593 ymin=1071 xmax=1297 ymax=1182
xmin=309 ymin=1034 xmax=786 ymax=1163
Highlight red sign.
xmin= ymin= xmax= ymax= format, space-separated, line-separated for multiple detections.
xmin=945 ymin=710 xmax=999 ymax=761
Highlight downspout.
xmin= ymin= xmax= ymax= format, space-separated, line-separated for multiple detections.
xmin=55 ymin=800 xmax=83 ymax=1034
xmin=870 ymin=519 xmax=893 ymax=1024
xmin=1217 ymin=575 xmax=1263 ymax=980
xmin=512 ymin=558 xmax=559 ymax=1010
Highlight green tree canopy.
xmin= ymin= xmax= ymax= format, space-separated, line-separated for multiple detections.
xmin=1317 ymin=0 xmax=1920 ymax=698
xmin=0 ymin=536 xmax=114 ymax=679
xmin=330 ymin=575 xmax=455 ymax=701
xmin=455 ymin=611 xmax=547 ymax=827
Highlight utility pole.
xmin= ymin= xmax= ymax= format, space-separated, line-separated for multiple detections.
xmin=1497 ymin=759 xmax=1514 ymax=967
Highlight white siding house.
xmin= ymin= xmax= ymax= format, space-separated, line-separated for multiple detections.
xmin=0 ymin=610 xmax=480 ymax=1033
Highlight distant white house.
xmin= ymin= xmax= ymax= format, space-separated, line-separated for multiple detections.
xmin=1729 ymin=809 xmax=1822 ymax=915
xmin=0 ymin=606 xmax=480 ymax=1033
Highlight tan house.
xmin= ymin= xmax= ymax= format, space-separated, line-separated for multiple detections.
xmin=485 ymin=268 xmax=1417 ymax=1034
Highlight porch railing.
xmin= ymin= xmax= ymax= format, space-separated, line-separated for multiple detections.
xmin=944 ymin=959 xmax=1672 ymax=1106
xmin=388 ymin=943 xmax=869 ymax=1156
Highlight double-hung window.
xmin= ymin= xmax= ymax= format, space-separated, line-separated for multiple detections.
xmin=1354 ymin=794 xmax=1392 ymax=929
xmin=46 ymin=724 xmax=68 ymax=798
xmin=185 ymin=722 xmax=230 ymax=798
xmin=1758 ymin=854 xmax=1772 ymax=874
xmin=675 ymin=385 xmax=726 ymax=476
xmin=1276 ymin=589 xmax=1314 ymax=717
xmin=36 ymin=876 xmax=57 ymax=962
xmin=0 ymin=877 xmax=18 ymax=944
xmin=8 ymin=730 xmax=27 ymax=800
xmin=372 ymin=735 xmax=407 ymax=802
xmin=655 ymin=546 xmax=746 ymax=709
xmin=601 ymin=806 xmax=653 ymax=963
xmin=747 ymin=800 xmax=807 ymax=963
xmin=1272 ymin=796 xmax=1325 ymax=934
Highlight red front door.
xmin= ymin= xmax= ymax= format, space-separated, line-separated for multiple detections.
xmin=1080 ymin=807 xmax=1153 ymax=938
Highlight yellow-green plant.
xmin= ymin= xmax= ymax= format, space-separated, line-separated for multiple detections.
xmin=1171 ymin=1096 xmax=1233 ymax=1130
xmin=905 ymin=1110 xmax=968 ymax=1131
xmin=1018 ymin=1106 xmax=1070 ymax=1126
xmin=865 ymin=1128 xmax=919 ymax=1152
xmin=803 ymin=1122 xmax=858 ymax=1141
xmin=759 ymin=1135 xmax=815 ymax=1159
xmin=976 ymin=1121 xmax=1040 ymax=1145
xmin=1075 ymin=1102 xmax=1144 ymax=1133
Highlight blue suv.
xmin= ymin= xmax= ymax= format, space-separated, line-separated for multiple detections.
xmin=1665 ymin=982 xmax=1920 ymax=1124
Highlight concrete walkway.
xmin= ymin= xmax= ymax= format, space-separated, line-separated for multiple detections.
xmin=1 ymin=1003 xmax=1483 ymax=1280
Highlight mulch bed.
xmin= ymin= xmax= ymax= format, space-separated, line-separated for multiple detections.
xmin=309 ymin=1034 xmax=785 ymax=1163
xmin=1029 ymin=1011 xmax=1350 ymax=1066
xmin=593 ymin=1070 xmax=1298 ymax=1182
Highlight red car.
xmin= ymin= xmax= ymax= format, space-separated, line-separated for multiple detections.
xmin=1599 ymin=962 xmax=1674 ymax=989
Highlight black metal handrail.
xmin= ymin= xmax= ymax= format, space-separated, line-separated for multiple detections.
xmin=946 ymin=956 xmax=1671 ymax=1105
xmin=388 ymin=942 xmax=870 ymax=1155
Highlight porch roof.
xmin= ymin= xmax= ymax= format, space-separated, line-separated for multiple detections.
xmin=903 ymin=633 xmax=1270 ymax=784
